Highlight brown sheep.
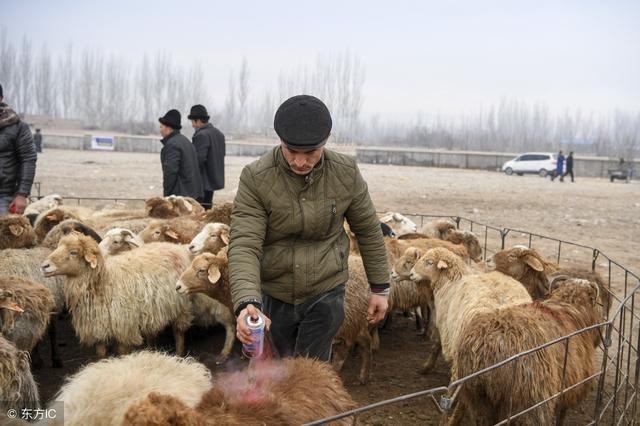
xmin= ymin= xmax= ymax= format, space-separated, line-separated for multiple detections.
xmin=490 ymin=246 xmax=610 ymax=317
xmin=138 ymin=217 xmax=204 ymax=244
xmin=0 ymin=335 xmax=40 ymax=414
xmin=198 ymin=202 xmax=234 ymax=225
xmin=146 ymin=196 xmax=205 ymax=218
xmin=40 ymin=219 xmax=103 ymax=250
xmin=420 ymin=218 xmax=457 ymax=239
xmin=33 ymin=207 xmax=82 ymax=242
xmin=122 ymin=357 xmax=357 ymax=426
xmin=385 ymin=236 xmax=470 ymax=264
xmin=167 ymin=195 xmax=205 ymax=216
xmin=0 ymin=277 xmax=55 ymax=354
xmin=451 ymin=278 xmax=601 ymax=425
xmin=0 ymin=215 xmax=37 ymax=249
xmin=445 ymin=230 xmax=483 ymax=262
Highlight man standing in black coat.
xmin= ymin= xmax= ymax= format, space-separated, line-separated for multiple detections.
xmin=188 ymin=104 xmax=225 ymax=209
xmin=33 ymin=129 xmax=43 ymax=153
xmin=158 ymin=109 xmax=203 ymax=199
xmin=0 ymin=83 xmax=37 ymax=215
xmin=561 ymin=151 xmax=575 ymax=183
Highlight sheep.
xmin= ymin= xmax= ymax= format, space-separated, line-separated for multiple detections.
xmin=138 ymin=217 xmax=204 ymax=244
xmin=41 ymin=234 xmax=194 ymax=357
xmin=122 ymin=357 xmax=357 ymax=426
xmin=0 ymin=335 xmax=40 ymax=415
xmin=0 ymin=214 xmax=37 ymax=249
xmin=379 ymin=211 xmax=418 ymax=236
xmin=23 ymin=193 xmax=63 ymax=216
xmin=490 ymin=245 xmax=610 ymax=317
xmin=46 ymin=351 xmax=213 ymax=426
xmin=451 ymin=277 xmax=601 ymax=425
xmin=198 ymin=201 xmax=234 ymax=225
xmin=33 ymin=207 xmax=82 ymax=242
xmin=390 ymin=247 xmax=441 ymax=373
xmin=446 ymin=229 xmax=483 ymax=262
xmin=420 ymin=218 xmax=457 ymax=239
xmin=99 ymin=228 xmax=144 ymax=256
xmin=167 ymin=195 xmax=205 ymax=215
xmin=385 ymin=236 xmax=470 ymax=265
xmin=145 ymin=196 xmax=204 ymax=218
xmin=188 ymin=222 xmax=230 ymax=256
xmin=408 ymin=247 xmax=532 ymax=363
xmin=40 ymin=219 xmax=103 ymax=249
xmin=345 ymin=221 xmax=396 ymax=256
xmin=0 ymin=277 xmax=55 ymax=354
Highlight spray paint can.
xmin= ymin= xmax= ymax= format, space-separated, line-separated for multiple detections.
xmin=242 ymin=314 xmax=265 ymax=358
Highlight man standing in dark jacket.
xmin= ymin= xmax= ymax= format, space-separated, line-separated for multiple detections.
xmin=188 ymin=104 xmax=226 ymax=209
xmin=561 ymin=151 xmax=575 ymax=182
xmin=158 ymin=109 xmax=203 ymax=199
xmin=33 ymin=129 xmax=43 ymax=153
xmin=0 ymin=83 xmax=37 ymax=215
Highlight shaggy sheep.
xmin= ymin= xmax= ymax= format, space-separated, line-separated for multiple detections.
xmin=198 ymin=202 xmax=234 ymax=225
xmin=451 ymin=277 xmax=601 ymax=425
xmin=122 ymin=357 xmax=356 ymax=426
xmin=40 ymin=219 xmax=103 ymax=250
xmin=33 ymin=207 xmax=83 ymax=242
xmin=48 ymin=351 xmax=213 ymax=426
xmin=379 ymin=211 xmax=418 ymax=236
xmin=99 ymin=228 xmax=144 ymax=256
xmin=446 ymin=229 xmax=483 ymax=262
xmin=0 ymin=335 xmax=40 ymax=415
xmin=408 ymin=247 xmax=532 ymax=363
xmin=0 ymin=214 xmax=37 ymax=249
xmin=188 ymin=223 xmax=230 ymax=256
xmin=0 ymin=277 xmax=55 ymax=354
xmin=420 ymin=218 xmax=457 ymax=239
xmin=385 ymin=236 xmax=470 ymax=265
xmin=24 ymin=193 xmax=63 ymax=216
xmin=138 ymin=217 xmax=204 ymax=244
xmin=490 ymin=245 xmax=610 ymax=317
xmin=167 ymin=195 xmax=205 ymax=215
xmin=41 ymin=234 xmax=193 ymax=357
xmin=145 ymin=196 xmax=204 ymax=218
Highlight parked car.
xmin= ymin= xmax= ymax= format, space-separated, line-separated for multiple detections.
xmin=502 ymin=152 xmax=557 ymax=177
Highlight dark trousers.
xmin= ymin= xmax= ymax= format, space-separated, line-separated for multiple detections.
xmin=262 ymin=284 xmax=345 ymax=361
xmin=197 ymin=190 xmax=214 ymax=209
xmin=561 ymin=169 xmax=574 ymax=182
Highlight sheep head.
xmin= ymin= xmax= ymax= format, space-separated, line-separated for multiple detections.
xmin=42 ymin=234 xmax=102 ymax=277
xmin=448 ymin=230 xmax=483 ymax=262
xmin=138 ymin=220 xmax=183 ymax=244
xmin=0 ymin=214 xmax=37 ymax=249
xmin=409 ymin=247 xmax=466 ymax=290
xmin=548 ymin=277 xmax=600 ymax=308
xmin=380 ymin=212 xmax=418 ymax=236
xmin=168 ymin=195 xmax=204 ymax=216
xmin=99 ymin=228 xmax=143 ymax=256
xmin=176 ymin=251 xmax=229 ymax=296
xmin=145 ymin=197 xmax=179 ymax=218
xmin=35 ymin=207 xmax=79 ymax=241
xmin=391 ymin=247 xmax=423 ymax=281
xmin=490 ymin=246 xmax=547 ymax=279
xmin=188 ymin=222 xmax=230 ymax=255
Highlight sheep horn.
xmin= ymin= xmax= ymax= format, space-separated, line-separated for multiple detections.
xmin=547 ymin=275 xmax=571 ymax=294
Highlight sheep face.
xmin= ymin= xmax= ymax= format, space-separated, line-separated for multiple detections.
xmin=188 ymin=223 xmax=230 ymax=255
xmin=409 ymin=248 xmax=463 ymax=288
xmin=391 ymin=247 xmax=423 ymax=281
xmin=145 ymin=197 xmax=179 ymax=218
xmin=490 ymin=246 xmax=544 ymax=280
xmin=176 ymin=252 xmax=227 ymax=295
xmin=138 ymin=221 xmax=178 ymax=244
xmin=380 ymin=212 xmax=418 ymax=236
xmin=99 ymin=228 xmax=142 ymax=256
xmin=42 ymin=235 xmax=100 ymax=277
xmin=36 ymin=208 xmax=78 ymax=240
xmin=0 ymin=215 xmax=37 ymax=248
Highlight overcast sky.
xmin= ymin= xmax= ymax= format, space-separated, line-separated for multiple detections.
xmin=3 ymin=0 xmax=639 ymax=120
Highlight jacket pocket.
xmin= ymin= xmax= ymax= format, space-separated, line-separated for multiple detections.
xmin=260 ymin=244 xmax=291 ymax=281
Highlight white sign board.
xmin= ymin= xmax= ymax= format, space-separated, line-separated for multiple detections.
xmin=91 ymin=136 xmax=115 ymax=151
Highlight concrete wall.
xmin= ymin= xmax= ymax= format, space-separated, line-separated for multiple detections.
xmin=356 ymin=147 xmax=639 ymax=178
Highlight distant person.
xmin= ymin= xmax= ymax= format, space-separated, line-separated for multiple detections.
xmin=551 ymin=150 xmax=565 ymax=182
xmin=0 ymin=83 xmax=37 ymax=215
xmin=188 ymin=104 xmax=226 ymax=209
xmin=33 ymin=128 xmax=43 ymax=153
xmin=158 ymin=109 xmax=203 ymax=199
xmin=561 ymin=151 xmax=574 ymax=182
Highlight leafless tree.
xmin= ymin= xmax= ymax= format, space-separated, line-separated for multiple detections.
xmin=237 ymin=57 xmax=250 ymax=132
xmin=0 ymin=28 xmax=17 ymax=102
xmin=16 ymin=35 xmax=33 ymax=113
xmin=34 ymin=44 xmax=56 ymax=116
xmin=57 ymin=43 xmax=75 ymax=117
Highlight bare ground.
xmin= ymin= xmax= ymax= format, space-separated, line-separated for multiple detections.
xmin=30 ymin=148 xmax=640 ymax=425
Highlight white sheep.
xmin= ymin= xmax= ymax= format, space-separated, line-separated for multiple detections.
xmin=379 ymin=211 xmax=418 ymax=236
xmin=98 ymin=228 xmax=143 ymax=256
xmin=42 ymin=234 xmax=194 ymax=357
xmin=24 ymin=193 xmax=63 ymax=217
xmin=188 ymin=222 xmax=230 ymax=255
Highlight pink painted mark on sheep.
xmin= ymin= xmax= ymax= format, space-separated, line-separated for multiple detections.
xmin=217 ymin=359 xmax=288 ymax=406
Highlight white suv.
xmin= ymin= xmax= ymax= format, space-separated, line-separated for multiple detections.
xmin=502 ymin=152 xmax=557 ymax=177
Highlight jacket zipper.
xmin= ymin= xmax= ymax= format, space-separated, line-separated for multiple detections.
xmin=326 ymin=200 xmax=337 ymax=236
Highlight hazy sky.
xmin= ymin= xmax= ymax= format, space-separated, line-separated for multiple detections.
xmin=3 ymin=0 xmax=639 ymax=120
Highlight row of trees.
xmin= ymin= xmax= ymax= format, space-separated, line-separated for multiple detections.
xmin=1 ymin=30 xmax=637 ymax=157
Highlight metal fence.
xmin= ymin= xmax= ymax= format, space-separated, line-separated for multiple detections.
xmin=307 ymin=212 xmax=640 ymax=425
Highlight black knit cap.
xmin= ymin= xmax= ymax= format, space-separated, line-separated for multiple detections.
xmin=274 ymin=95 xmax=332 ymax=149
xmin=187 ymin=104 xmax=209 ymax=121
xmin=159 ymin=109 xmax=182 ymax=130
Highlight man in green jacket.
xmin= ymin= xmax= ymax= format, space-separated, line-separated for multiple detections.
xmin=229 ymin=95 xmax=389 ymax=361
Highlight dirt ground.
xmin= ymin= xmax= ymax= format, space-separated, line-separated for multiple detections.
xmin=29 ymin=148 xmax=640 ymax=425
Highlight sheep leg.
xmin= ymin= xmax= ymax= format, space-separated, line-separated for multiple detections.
xmin=331 ymin=339 xmax=352 ymax=373
xmin=356 ymin=330 xmax=373 ymax=385
xmin=116 ymin=343 xmax=130 ymax=355
xmin=173 ymin=326 xmax=186 ymax=357
xmin=415 ymin=306 xmax=426 ymax=336
xmin=216 ymin=322 xmax=236 ymax=364
xmin=370 ymin=327 xmax=380 ymax=352
xmin=95 ymin=343 xmax=107 ymax=358
xmin=441 ymin=400 xmax=465 ymax=426
xmin=420 ymin=327 xmax=441 ymax=374
xmin=48 ymin=318 xmax=63 ymax=368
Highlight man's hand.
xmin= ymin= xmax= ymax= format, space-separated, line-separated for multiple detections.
xmin=367 ymin=293 xmax=388 ymax=324
xmin=236 ymin=304 xmax=271 ymax=345
xmin=9 ymin=195 xmax=28 ymax=214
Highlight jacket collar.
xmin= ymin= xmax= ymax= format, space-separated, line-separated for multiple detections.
xmin=276 ymin=145 xmax=325 ymax=184
xmin=161 ymin=129 xmax=180 ymax=144
xmin=193 ymin=123 xmax=212 ymax=136
xmin=0 ymin=103 xmax=20 ymax=130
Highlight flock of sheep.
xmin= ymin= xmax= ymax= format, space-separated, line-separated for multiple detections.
xmin=0 ymin=194 xmax=609 ymax=425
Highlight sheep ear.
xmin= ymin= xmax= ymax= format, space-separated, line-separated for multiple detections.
xmin=84 ymin=253 xmax=98 ymax=269
xmin=123 ymin=232 xmax=141 ymax=247
xmin=8 ymin=224 xmax=25 ymax=236
xmin=220 ymin=232 xmax=230 ymax=245
xmin=524 ymin=255 xmax=544 ymax=272
xmin=165 ymin=229 xmax=180 ymax=241
xmin=437 ymin=260 xmax=449 ymax=270
xmin=412 ymin=248 xmax=423 ymax=260
xmin=392 ymin=213 xmax=402 ymax=221
xmin=207 ymin=265 xmax=221 ymax=284
xmin=46 ymin=214 xmax=57 ymax=221
xmin=181 ymin=199 xmax=193 ymax=212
